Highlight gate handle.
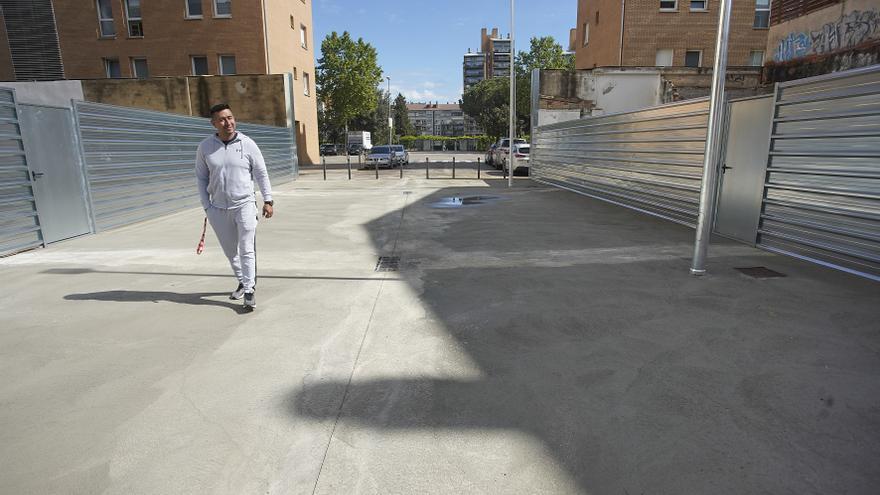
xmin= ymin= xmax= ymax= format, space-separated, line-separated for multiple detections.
xmin=31 ymin=171 xmax=45 ymax=180
xmin=721 ymin=165 xmax=733 ymax=171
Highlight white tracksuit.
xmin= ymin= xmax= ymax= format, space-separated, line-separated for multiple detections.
xmin=195 ymin=132 xmax=273 ymax=292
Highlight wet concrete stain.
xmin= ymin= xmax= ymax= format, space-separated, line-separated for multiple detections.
xmin=430 ymin=196 xmax=502 ymax=209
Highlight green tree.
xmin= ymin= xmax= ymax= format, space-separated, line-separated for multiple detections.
xmin=392 ymin=93 xmax=413 ymax=137
xmin=515 ymin=36 xmax=574 ymax=78
xmin=461 ymin=77 xmax=530 ymax=139
xmin=349 ymin=88 xmax=390 ymax=144
xmin=316 ymin=31 xmax=383 ymax=142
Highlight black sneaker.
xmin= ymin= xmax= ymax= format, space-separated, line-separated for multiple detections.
xmin=244 ymin=291 xmax=255 ymax=309
xmin=230 ymin=282 xmax=245 ymax=300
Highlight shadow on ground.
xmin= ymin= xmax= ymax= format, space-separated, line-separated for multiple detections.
xmin=65 ymin=290 xmax=247 ymax=313
xmin=289 ymin=185 xmax=880 ymax=493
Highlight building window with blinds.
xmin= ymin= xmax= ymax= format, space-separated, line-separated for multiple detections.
xmin=124 ymin=0 xmax=143 ymax=37
xmin=754 ymin=0 xmax=770 ymax=28
xmin=186 ymin=0 xmax=203 ymax=18
xmin=96 ymin=0 xmax=115 ymax=37
xmin=219 ymin=55 xmax=236 ymax=75
xmin=214 ymin=0 xmax=231 ymax=18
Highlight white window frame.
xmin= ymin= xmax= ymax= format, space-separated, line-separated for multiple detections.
xmin=655 ymin=49 xmax=673 ymax=67
xmin=96 ymin=0 xmax=115 ymax=37
xmin=213 ymin=0 xmax=231 ymax=18
xmin=191 ymin=55 xmax=209 ymax=75
xmin=300 ymin=24 xmax=308 ymax=49
xmin=123 ymin=0 xmax=143 ymax=38
xmin=754 ymin=0 xmax=770 ymax=28
xmin=749 ymin=50 xmax=765 ymax=66
xmin=689 ymin=0 xmax=707 ymax=11
xmin=582 ymin=22 xmax=589 ymax=46
xmin=218 ymin=55 xmax=236 ymax=75
xmin=684 ymin=50 xmax=703 ymax=67
xmin=131 ymin=57 xmax=149 ymax=78
xmin=303 ymin=72 xmax=310 ymax=96
xmin=659 ymin=0 xmax=678 ymax=11
xmin=104 ymin=58 xmax=121 ymax=78
xmin=185 ymin=0 xmax=203 ymax=19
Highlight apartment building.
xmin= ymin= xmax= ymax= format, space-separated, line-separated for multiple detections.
xmin=0 ymin=0 xmax=319 ymax=163
xmin=407 ymin=103 xmax=483 ymax=137
xmin=462 ymin=27 xmax=512 ymax=94
xmin=574 ymin=0 xmax=771 ymax=69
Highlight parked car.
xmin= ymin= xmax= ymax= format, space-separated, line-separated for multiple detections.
xmin=501 ymin=143 xmax=530 ymax=175
xmin=484 ymin=144 xmax=497 ymax=167
xmin=348 ymin=144 xmax=364 ymax=155
xmin=320 ymin=144 xmax=340 ymax=156
xmin=492 ymin=138 xmax=527 ymax=169
xmin=391 ymin=145 xmax=409 ymax=165
xmin=366 ymin=145 xmax=402 ymax=168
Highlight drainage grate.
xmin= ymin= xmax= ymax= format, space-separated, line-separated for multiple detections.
xmin=735 ymin=266 xmax=786 ymax=279
xmin=376 ymin=256 xmax=400 ymax=272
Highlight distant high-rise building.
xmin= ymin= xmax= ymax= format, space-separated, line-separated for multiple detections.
xmin=463 ymin=49 xmax=485 ymax=91
xmin=462 ymin=27 xmax=512 ymax=94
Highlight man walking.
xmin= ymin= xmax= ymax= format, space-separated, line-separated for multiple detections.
xmin=196 ymin=103 xmax=274 ymax=310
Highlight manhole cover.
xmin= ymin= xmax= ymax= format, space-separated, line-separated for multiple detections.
xmin=735 ymin=266 xmax=786 ymax=279
xmin=376 ymin=256 xmax=400 ymax=272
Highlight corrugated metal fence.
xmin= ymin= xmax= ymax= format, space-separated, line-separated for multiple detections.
xmin=0 ymin=88 xmax=42 ymax=254
xmin=531 ymin=99 xmax=710 ymax=227
xmin=758 ymin=65 xmax=880 ymax=280
xmin=74 ymin=101 xmax=296 ymax=231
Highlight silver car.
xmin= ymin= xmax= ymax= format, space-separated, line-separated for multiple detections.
xmin=391 ymin=145 xmax=409 ymax=165
xmin=366 ymin=145 xmax=400 ymax=168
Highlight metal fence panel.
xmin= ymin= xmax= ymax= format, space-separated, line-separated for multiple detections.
xmin=75 ymin=101 xmax=295 ymax=231
xmin=758 ymin=65 xmax=880 ymax=281
xmin=0 ymin=88 xmax=43 ymax=255
xmin=531 ymin=98 xmax=710 ymax=227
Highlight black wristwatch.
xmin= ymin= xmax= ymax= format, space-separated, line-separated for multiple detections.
xmin=264 ymin=200 xmax=274 ymax=206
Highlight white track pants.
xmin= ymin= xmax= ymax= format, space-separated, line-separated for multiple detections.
xmin=206 ymin=202 xmax=258 ymax=291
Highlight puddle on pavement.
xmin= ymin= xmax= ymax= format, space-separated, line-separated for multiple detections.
xmin=430 ymin=195 xmax=502 ymax=208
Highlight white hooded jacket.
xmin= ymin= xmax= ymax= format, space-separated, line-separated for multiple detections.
xmin=195 ymin=132 xmax=273 ymax=210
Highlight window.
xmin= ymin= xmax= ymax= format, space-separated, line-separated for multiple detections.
xmin=754 ymin=0 xmax=770 ymax=28
xmin=131 ymin=57 xmax=148 ymax=78
xmin=660 ymin=0 xmax=677 ymax=10
xmin=655 ymin=49 xmax=673 ymax=67
xmin=582 ymin=23 xmax=589 ymax=46
xmin=191 ymin=56 xmax=209 ymax=75
xmin=749 ymin=50 xmax=765 ymax=66
xmin=96 ymin=0 xmax=115 ymax=37
xmin=104 ymin=58 xmax=121 ymax=78
xmin=300 ymin=24 xmax=308 ymax=49
xmin=690 ymin=0 xmax=707 ymax=10
xmin=219 ymin=55 xmax=236 ymax=74
xmin=124 ymin=0 xmax=143 ymax=37
xmin=214 ymin=0 xmax=231 ymax=17
xmin=685 ymin=50 xmax=702 ymax=67
xmin=186 ymin=0 xmax=203 ymax=18
xmin=595 ymin=11 xmax=599 ymax=24
xmin=303 ymin=72 xmax=310 ymax=96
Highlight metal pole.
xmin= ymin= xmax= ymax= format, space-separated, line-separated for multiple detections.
xmin=477 ymin=156 xmax=481 ymax=179
xmin=322 ymin=154 xmax=326 ymax=180
xmin=508 ymin=0 xmax=515 ymax=188
xmin=690 ymin=0 xmax=733 ymax=276
xmin=425 ymin=156 xmax=429 ymax=179
xmin=452 ymin=156 xmax=456 ymax=179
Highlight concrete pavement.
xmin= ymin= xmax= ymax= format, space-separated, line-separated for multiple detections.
xmin=2 ymin=174 xmax=879 ymax=494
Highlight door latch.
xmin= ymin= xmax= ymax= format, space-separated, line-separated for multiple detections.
xmin=31 ymin=171 xmax=45 ymax=180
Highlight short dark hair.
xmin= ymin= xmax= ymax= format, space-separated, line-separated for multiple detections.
xmin=210 ymin=103 xmax=231 ymax=116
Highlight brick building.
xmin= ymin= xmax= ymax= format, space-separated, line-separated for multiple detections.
xmin=574 ymin=0 xmax=771 ymax=69
xmin=0 ymin=0 xmax=319 ymax=164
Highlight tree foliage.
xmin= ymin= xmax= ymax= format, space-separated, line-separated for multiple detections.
xmin=316 ymin=31 xmax=383 ymax=136
xmin=515 ymin=36 xmax=574 ymax=77
xmin=392 ymin=93 xmax=413 ymax=137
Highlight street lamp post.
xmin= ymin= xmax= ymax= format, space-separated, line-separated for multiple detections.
xmin=508 ymin=0 xmax=515 ymax=188
xmin=387 ymin=77 xmax=392 ymax=148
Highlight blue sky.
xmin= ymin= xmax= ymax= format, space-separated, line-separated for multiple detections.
xmin=313 ymin=0 xmax=577 ymax=104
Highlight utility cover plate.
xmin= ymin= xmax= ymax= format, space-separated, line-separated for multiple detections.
xmin=735 ymin=266 xmax=786 ymax=279
xmin=376 ymin=256 xmax=400 ymax=272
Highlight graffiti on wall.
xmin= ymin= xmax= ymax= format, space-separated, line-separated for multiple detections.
xmin=774 ymin=9 xmax=880 ymax=62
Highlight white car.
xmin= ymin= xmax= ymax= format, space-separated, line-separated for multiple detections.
xmin=492 ymin=138 xmax=527 ymax=170
xmin=501 ymin=143 xmax=530 ymax=175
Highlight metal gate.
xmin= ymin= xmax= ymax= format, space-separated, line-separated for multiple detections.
xmin=19 ymin=104 xmax=92 ymax=243
xmin=0 ymin=88 xmax=42 ymax=256
xmin=758 ymin=65 xmax=880 ymax=281
xmin=74 ymin=101 xmax=296 ymax=231
xmin=531 ymin=98 xmax=710 ymax=227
